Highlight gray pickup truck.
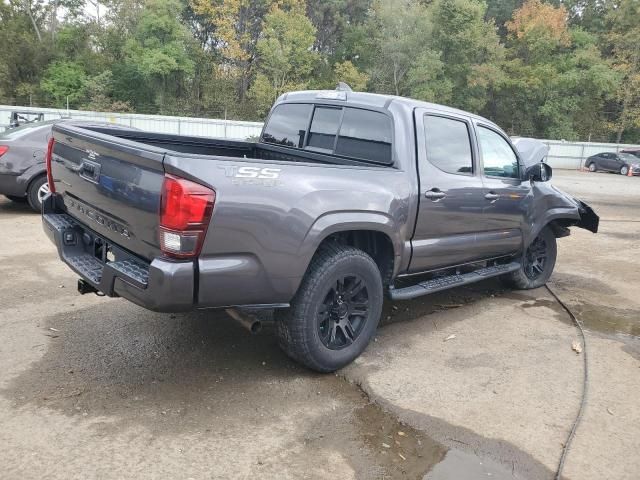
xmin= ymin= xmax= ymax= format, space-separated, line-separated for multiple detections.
xmin=42 ymin=87 xmax=598 ymax=372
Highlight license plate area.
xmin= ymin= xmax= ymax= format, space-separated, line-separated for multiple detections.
xmin=73 ymin=229 xmax=127 ymax=266
xmin=44 ymin=212 xmax=151 ymax=290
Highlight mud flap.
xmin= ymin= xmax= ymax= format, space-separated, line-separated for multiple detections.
xmin=576 ymin=200 xmax=599 ymax=233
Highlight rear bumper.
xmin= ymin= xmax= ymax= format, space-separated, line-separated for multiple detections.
xmin=42 ymin=197 xmax=195 ymax=312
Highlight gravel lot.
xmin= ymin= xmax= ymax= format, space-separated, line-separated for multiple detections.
xmin=0 ymin=170 xmax=638 ymax=479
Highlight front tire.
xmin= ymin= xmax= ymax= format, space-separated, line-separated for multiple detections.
xmin=620 ymin=165 xmax=629 ymax=176
xmin=27 ymin=175 xmax=48 ymax=212
xmin=587 ymin=162 xmax=597 ymax=172
xmin=276 ymin=244 xmax=383 ymax=373
xmin=503 ymin=226 xmax=557 ymax=290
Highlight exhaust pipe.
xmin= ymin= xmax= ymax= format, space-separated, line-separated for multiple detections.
xmin=226 ymin=308 xmax=263 ymax=334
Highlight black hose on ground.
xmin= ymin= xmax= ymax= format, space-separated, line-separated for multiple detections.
xmin=545 ymin=284 xmax=589 ymax=480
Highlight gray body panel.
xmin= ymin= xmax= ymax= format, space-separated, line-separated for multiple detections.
xmin=45 ymin=90 xmax=595 ymax=312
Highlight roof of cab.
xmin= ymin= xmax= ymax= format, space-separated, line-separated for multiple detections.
xmin=277 ymin=89 xmax=500 ymax=130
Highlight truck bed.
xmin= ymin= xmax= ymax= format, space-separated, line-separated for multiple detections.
xmin=80 ymin=125 xmax=375 ymax=166
xmin=47 ymin=122 xmax=411 ymax=308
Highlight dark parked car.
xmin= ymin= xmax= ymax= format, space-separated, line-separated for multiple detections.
xmin=584 ymin=152 xmax=640 ymax=176
xmin=0 ymin=120 xmax=136 ymax=211
xmin=0 ymin=120 xmax=58 ymax=211
xmin=42 ymin=87 xmax=599 ymax=372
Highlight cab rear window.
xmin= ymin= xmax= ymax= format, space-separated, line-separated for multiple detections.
xmin=262 ymin=104 xmax=312 ymax=148
xmin=261 ymin=103 xmax=393 ymax=165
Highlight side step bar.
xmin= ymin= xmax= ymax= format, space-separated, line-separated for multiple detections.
xmin=388 ymin=262 xmax=521 ymax=301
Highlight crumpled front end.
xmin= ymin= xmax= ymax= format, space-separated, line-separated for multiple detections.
xmin=576 ymin=200 xmax=599 ymax=233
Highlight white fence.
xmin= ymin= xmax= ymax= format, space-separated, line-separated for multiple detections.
xmin=0 ymin=105 xmax=264 ymax=140
xmin=2 ymin=105 xmax=638 ymax=169
xmin=541 ymin=139 xmax=640 ymax=169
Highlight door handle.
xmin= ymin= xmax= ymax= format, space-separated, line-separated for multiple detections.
xmin=484 ymin=192 xmax=500 ymax=201
xmin=425 ymin=189 xmax=446 ymax=200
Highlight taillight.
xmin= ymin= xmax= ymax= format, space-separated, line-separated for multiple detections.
xmin=45 ymin=137 xmax=56 ymax=194
xmin=0 ymin=145 xmax=8 ymax=157
xmin=159 ymin=174 xmax=215 ymax=258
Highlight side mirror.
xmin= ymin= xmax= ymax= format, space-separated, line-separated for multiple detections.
xmin=526 ymin=163 xmax=552 ymax=182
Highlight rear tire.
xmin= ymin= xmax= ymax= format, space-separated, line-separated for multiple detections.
xmin=276 ymin=243 xmax=383 ymax=373
xmin=27 ymin=175 xmax=48 ymax=212
xmin=502 ymin=226 xmax=557 ymax=290
xmin=587 ymin=163 xmax=597 ymax=172
xmin=620 ymin=165 xmax=629 ymax=176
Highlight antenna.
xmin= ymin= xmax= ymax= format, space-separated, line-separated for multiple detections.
xmin=336 ymin=82 xmax=353 ymax=92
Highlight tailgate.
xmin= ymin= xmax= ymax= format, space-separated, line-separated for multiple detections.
xmin=50 ymin=123 xmax=166 ymax=260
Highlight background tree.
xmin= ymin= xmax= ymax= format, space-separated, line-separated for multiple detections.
xmin=364 ymin=0 xmax=435 ymax=96
xmin=605 ymin=0 xmax=640 ymax=142
xmin=249 ymin=3 xmax=318 ymax=115
xmin=0 ymin=0 xmax=637 ymax=143
xmin=121 ymin=0 xmax=194 ymax=113
xmin=40 ymin=61 xmax=87 ymax=106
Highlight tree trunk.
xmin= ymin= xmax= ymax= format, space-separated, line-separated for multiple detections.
xmin=393 ymin=61 xmax=400 ymax=96
xmin=26 ymin=2 xmax=42 ymax=42
xmin=51 ymin=0 xmax=60 ymax=41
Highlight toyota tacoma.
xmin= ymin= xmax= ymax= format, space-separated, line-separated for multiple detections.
xmin=42 ymin=87 xmax=599 ymax=372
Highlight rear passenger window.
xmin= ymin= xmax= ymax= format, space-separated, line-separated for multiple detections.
xmin=424 ymin=115 xmax=473 ymax=175
xmin=307 ymin=107 xmax=341 ymax=151
xmin=262 ymin=103 xmax=312 ymax=147
xmin=335 ymin=108 xmax=392 ymax=164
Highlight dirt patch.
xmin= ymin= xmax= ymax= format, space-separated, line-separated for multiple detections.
xmin=599 ymin=231 xmax=640 ymax=241
xmin=550 ymin=272 xmax=617 ymax=296
xmin=1 ymin=301 xmax=455 ymax=479
xmin=570 ymin=303 xmax=640 ymax=338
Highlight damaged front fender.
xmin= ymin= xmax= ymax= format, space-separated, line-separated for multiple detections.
xmin=576 ymin=200 xmax=599 ymax=233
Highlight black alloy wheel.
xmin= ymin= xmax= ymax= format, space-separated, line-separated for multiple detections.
xmin=318 ymin=275 xmax=369 ymax=350
xmin=501 ymin=226 xmax=557 ymax=290
xmin=523 ymin=235 xmax=548 ymax=280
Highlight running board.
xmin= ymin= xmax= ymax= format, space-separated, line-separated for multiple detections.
xmin=388 ymin=262 xmax=521 ymax=301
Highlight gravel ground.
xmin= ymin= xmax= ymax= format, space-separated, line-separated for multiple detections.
xmin=0 ymin=169 xmax=638 ymax=479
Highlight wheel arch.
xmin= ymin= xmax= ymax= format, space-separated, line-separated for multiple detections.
xmin=526 ymin=209 xmax=582 ymax=246
xmin=18 ymin=165 xmax=46 ymax=194
xmin=296 ymin=212 xmax=402 ymax=290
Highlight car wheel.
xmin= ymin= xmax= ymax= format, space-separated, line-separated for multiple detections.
xmin=6 ymin=195 xmax=27 ymax=203
xmin=502 ymin=226 xmax=557 ymax=290
xmin=588 ymin=163 xmax=597 ymax=172
xmin=27 ymin=175 xmax=49 ymax=212
xmin=620 ymin=165 xmax=629 ymax=176
xmin=275 ymin=243 xmax=383 ymax=373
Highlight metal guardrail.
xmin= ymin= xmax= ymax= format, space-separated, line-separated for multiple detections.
xmin=0 ymin=105 xmax=264 ymax=140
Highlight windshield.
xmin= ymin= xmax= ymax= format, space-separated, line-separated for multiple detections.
xmin=0 ymin=121 xmax=56 ymax=140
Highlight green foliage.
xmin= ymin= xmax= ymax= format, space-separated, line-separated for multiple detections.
xmin=40 ymin=61 xmax=87 ymax=106
xmin=604 ymin=0 xmax=640 ymax=142
xmin=121 ymin=0 xmax=194 ymax=112
xmin=333 ymin=61 xmax=368 ymax=91
xmin=0 ymin=0 xmax=636 ymax=142
xmin=431 ymin=0 xmax=504 ymax=111
xmin=249 ymin=6 xmax=318 ymax=115
xmin=364 ymin=0 xmax=435 ymax=95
